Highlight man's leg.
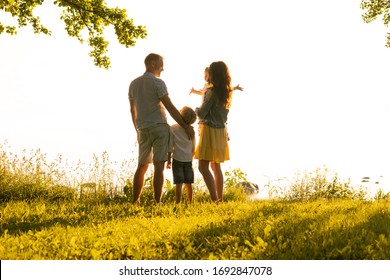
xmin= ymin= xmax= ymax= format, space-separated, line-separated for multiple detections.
xmin=153 ymin=161 xmax=165 ymax=204
xmin=149 ymin=123 xmax=170 ymax=204
xmin=133 ymin=163 xmax=149 ymax=204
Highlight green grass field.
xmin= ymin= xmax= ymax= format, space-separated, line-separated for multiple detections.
xmin=1 ymin=144 xmax=389 ymax=260
xmin=1 ymin=199 xmax=389 ymax=260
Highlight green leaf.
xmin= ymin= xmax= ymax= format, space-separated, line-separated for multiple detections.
xmin=0 ymin=0 xmax=147 ymax=68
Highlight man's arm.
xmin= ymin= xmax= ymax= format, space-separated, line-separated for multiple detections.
xmin=129 ymin=100 xmax=139 ymax=141
xmin=160 ymin=95 xmax=195 ymax=139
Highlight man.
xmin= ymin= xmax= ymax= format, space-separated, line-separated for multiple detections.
xmin=128 ymin=53 xmax=194 ymax=205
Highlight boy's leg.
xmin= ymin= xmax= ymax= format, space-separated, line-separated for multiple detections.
xmin=175 ymin=183 xmax=183 ymax=203
xmin=184 ymin=183 xmax=193 ymax=204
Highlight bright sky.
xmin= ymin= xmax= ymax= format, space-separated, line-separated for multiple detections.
xmin=1 ymin=0 xmax=390 ymax=192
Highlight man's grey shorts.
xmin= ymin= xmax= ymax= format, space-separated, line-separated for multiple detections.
xmin=138 ymin=123 xmax=170 ymax=164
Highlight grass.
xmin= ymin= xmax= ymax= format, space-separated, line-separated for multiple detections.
xmin=1 ymin=142 xmax=390 ymax=260
xmin=1 ymin=199 xmax=389 ymax=259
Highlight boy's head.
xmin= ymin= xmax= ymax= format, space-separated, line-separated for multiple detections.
xmin=180 ymin=106 xmax=197 ymax=125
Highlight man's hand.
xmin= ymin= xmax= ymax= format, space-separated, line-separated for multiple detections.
xmin=167 ymin=152 xmax=172 ymax=169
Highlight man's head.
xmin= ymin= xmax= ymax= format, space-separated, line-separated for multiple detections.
xmin=180 ymin=106 xmax=197 ymax=125
xmin=144 ymin=53 xmax=164 ymax=77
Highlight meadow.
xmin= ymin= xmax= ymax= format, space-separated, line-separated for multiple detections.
xmin=1 ymin=143 xmax=390 ymax=260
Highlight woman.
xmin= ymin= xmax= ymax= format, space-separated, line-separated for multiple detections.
xmin=194 ymin=61 xmax=233 ymax=202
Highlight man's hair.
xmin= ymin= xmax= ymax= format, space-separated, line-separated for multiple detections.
xmin=180 ymin=106 xmax=197 ymax=125
xmin=144 ymin=53 xmax=163 ymax=66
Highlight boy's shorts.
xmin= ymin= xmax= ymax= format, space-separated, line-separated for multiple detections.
xmin=138 ymin=124 xmax=170 ymax=164
xmin=172 ymin=159 xmax=194 ymax=184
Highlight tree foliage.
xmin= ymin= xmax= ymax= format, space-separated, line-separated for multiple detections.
xmin=361 ymin=0 xmax=390 ymax=48
xmin=0 ymin=0 xmax=147 ymax=68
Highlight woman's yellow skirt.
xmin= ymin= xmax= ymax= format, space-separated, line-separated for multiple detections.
xmin=194 ymin=124 xmax=230 ymax=163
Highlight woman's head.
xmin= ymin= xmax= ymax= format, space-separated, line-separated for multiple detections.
xmin=208 ymin=61 xmax=232 ymax=108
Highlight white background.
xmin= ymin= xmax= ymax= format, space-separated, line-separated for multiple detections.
xmin=1 ymin=0 xmax=390 ymax=193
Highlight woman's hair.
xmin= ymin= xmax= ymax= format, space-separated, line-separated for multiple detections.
xmin=208 ymin=61 xmax=233 ymax=108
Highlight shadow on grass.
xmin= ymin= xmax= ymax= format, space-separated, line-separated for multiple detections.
xmin=2 ymin=216 xmax=73 ymax=235
xmin=158 ymin=201 xmax=390 ymax=260
xmin=0 ymin=197 xmax=134 ymax=236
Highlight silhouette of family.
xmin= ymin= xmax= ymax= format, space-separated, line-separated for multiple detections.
xmin=128 ymin=53 xmax=243 ymax=205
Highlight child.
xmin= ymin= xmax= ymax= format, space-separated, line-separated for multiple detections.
xmin=167 ymin=106 xmax=197 ymax=204
xmin=190 ymin=66 xmax=243 ymax=96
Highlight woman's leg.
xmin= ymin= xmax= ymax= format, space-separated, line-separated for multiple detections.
xmin=211 ymin=162 xmax=224 ymax=201
xmin=198 ymin=160 xmax=218 ymax=201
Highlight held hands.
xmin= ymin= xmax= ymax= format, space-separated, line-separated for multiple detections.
xmin=167 ymin=152 xmax=172 ymax=169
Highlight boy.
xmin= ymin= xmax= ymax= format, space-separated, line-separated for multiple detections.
xmin=167 ymin=106 xmax=197 ymax=203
